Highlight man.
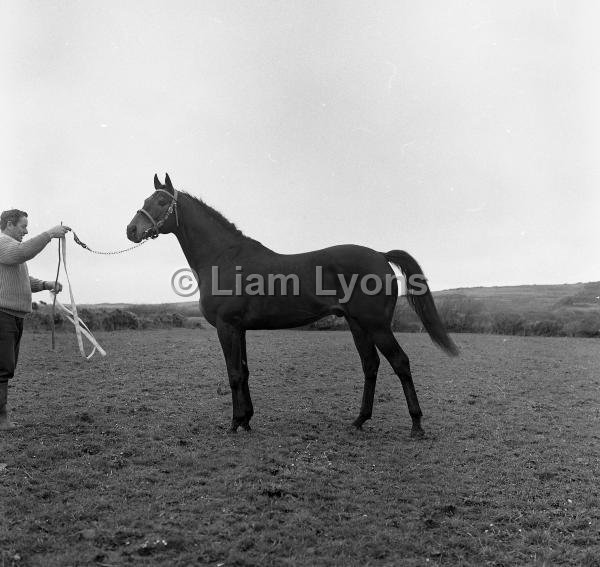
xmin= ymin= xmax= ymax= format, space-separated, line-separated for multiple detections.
xmin=0 ymin=209 xmax=70 ymax=430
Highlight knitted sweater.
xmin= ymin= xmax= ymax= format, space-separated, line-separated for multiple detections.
xmin=0 ymin=232 xmax=52 ymax=317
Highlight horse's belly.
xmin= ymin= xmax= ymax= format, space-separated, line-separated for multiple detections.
xmin=242 ymin=295 xmax=335 ymax=329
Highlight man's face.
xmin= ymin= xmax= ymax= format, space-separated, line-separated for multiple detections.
xmin=5 ymin=216 xmax=28 ymax=242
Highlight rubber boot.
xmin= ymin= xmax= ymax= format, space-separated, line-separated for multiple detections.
xmin=0 ymin=382 xmax=16 ymax=431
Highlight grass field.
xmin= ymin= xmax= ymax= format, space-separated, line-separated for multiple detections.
xmin=1 ymin=329 xmax=599 ymax=566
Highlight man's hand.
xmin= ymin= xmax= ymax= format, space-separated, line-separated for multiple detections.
xmin=47 ymin=225 xmax=71 ymax=239
xmin=44 ymin=281 xmax=63 ymax=293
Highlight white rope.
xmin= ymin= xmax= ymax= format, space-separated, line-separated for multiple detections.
xmin=50 ymin=236 xmax=106 ymax=359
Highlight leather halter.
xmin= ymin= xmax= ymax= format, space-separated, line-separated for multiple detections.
xmin=137 ymin=188 xmax=179 ymax=239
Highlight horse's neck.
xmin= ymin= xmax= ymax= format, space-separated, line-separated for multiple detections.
xmin=174 ymin=195 xmax=265 ymax=268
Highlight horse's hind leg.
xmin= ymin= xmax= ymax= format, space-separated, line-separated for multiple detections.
xmin=347 ymin=318 xmax=380 ymax=429
xmin=370 ymin=327 xmax=425 ymax=438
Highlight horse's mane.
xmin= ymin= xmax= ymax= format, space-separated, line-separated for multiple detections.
xmin=180 ymin=191 xmax=245 ymax=237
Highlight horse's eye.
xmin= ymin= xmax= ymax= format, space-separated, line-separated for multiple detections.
xmin=158 ymin=199 xmax=167 ymax=206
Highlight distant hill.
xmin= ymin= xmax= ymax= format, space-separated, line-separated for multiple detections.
xmin=426 ymin=282 xmax=600 ymax=337
xmin=75 ymin=282 xmax=600 ymax=313
xmin=77 ymin=281 xmax=600 ymax=320
xmin=435 ymin=282 xmax=600 ymax=313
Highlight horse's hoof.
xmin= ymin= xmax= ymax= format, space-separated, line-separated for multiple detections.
xmin=352 ymin=416 xmax=367 ymax=429
xmin=228 ymin=426 xmax=239 ymax=434
xmin=410 ymin=427 xmax=426 ymax=439
xmin=242 ymin=423 xmax=252 ymax=432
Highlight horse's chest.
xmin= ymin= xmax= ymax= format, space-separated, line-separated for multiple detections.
xmin=198 ymin=297 xmax=218 ymax=326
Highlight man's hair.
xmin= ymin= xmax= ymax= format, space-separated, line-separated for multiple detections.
xmin=1 ymin=209 xmax=28 ymax=231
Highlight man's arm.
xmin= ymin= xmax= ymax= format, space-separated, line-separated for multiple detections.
xmin=29 ymin=277 xmax=63 ymax=293
xmin=0 ymin=233 xmax=52 ymax=265
xmin=29 ymin=277 xmax=46 ymax=293
xmin=0 ymin=225 xmax=71 ymax=265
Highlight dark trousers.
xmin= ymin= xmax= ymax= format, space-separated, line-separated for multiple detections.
xmin=0 ymin=311 xmax=24 ymax=384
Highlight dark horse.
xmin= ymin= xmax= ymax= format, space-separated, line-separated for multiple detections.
xmin=127 ymin=174 xmax=458 ymax=437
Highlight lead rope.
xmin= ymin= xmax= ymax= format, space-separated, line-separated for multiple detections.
xmin=72 ymin=231 xmax=148 ymax=255
xmin=51 ymin=227 xmax=62 ymax=350
xmin=51 ymin=236 xmax=106 ymax=359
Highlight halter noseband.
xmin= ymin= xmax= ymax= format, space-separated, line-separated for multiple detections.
xmin=137 ymin=188 xmax=179 ymax=239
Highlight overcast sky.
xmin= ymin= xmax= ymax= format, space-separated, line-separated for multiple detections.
xmin=2 ymin=1 xmax=598 ymax=304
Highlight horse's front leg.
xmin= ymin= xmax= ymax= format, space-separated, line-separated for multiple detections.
xmin=240 ymin=330 xmax=254 ymax=427
xmin=216 ymin=320 xmax=252 ymax=432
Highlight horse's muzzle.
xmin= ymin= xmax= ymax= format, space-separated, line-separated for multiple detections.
xmin=126 ymin=223 xmax=140 ymax=243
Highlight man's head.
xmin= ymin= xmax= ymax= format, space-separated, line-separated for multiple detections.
xmin=1 ymin=209 xmax=28 ymax=242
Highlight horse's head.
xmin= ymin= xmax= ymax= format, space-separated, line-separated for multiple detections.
xmin=126 ymin=173 xmax=179 ymax=242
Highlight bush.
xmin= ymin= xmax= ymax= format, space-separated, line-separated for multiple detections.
xmin=307 ymin=315 xmax=349 ymax=330
xmin=183 ymin=316 xmax=204 ymax=329
xmin=562 ymin=312 xmax=600 ymax=337
xmin=491 ymin=312 xmax=526 ymax=335
xmin=24 ymin=311 xmax=51 ymax=331
xmin=436 ymin=295 xmax=490 ymax=333
xmin=78 ymin=308 xmax=101 ymax=331
xmin=526 ymin=318 xmax=564 ymax=337
xmin=391 ymin=300 xmax=421 ymax=332
xmin=24 ymin=305 xmax=202 ymax=333
xmin=101 ymin=309 xmax=140 ymax=331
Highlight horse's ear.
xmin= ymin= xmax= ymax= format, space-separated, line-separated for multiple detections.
xmin=154 ymin=174 xmax=162 ymax=190
xmin=165 ymin=173 xmax=174 ymax=191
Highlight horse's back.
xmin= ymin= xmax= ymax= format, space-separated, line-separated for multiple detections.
xmin=266 ymin=244 xmax=392 ymax=274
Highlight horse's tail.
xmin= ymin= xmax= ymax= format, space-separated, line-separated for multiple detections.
xmin=384 ymin=250 xmax=459 ymax=357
